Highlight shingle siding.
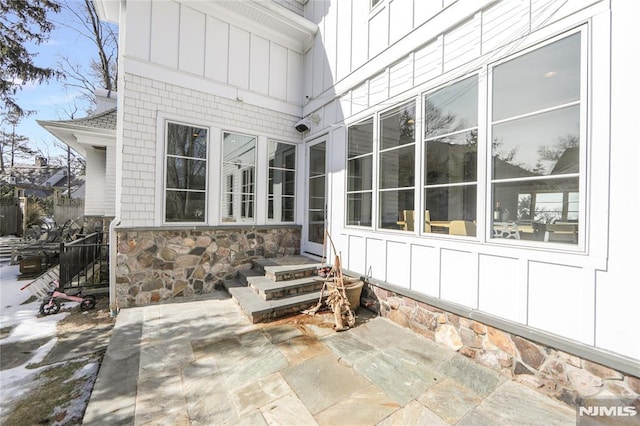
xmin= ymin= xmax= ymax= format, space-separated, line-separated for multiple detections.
xmin=119 ymin=72 xmax=302 ymax=227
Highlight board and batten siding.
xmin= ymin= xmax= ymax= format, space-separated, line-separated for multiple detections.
xmin=302 ymin=0 xmax=639 ymax=363
xmin=124 ymin=0 xmax=304 ymax=106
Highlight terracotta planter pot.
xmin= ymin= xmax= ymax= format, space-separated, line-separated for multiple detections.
xmin=327 ymin=279 xmax=364 ymax=309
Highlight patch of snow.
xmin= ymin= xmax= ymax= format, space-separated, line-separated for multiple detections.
xmin=0 ymin=265 xmax=69 ymax=419
xmin=53 ymin=359 xmax=100 ymax=425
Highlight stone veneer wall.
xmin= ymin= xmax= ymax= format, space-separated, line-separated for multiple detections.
xmin=363 ymin=284 xmax=640 ymax=409
xmin=115 ymin=226 xmax=300 ymax=308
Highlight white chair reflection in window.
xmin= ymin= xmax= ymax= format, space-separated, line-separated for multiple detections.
xmin=492 ymin=201 xmax=520 ymax=239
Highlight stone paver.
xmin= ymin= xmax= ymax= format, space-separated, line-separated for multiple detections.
xmin=418 ymin=378 xmax=483 ymax=423
xmin=84 ymin=296 xmax=578 ymax=426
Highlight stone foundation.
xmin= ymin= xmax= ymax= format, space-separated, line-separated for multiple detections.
xmin=115 ymin=226 xmax=300 ymax=308
xmin=362 ymin=283 xmax=640 ymax=408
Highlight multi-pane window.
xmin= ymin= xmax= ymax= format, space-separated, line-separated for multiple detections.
xmin=345 ymin=30 xmax=583 ymax=247
xmin=380 ymin=102 xmax=416 ymax=230
xmin=423 ymin=76 xmax=478 ymax=236
xmin=164 ymin=122 xmax=207 ymax=223
xmin=491 ymin=33 xmax=581 ymax=244
xmin=221 ymin=132 xmax=256 ymax=223
xmin=347 ymin=118 xmax=373 ymax=226
xmin=268 ymin=141 xmax=296 ymax=222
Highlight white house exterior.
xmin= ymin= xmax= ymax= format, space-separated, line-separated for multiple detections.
xmin=91 ymin=0 xmax=638 ymax=406
xmin=38 ymin=90 xmax=117 ymax=225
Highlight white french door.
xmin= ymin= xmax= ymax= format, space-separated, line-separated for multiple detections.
xmin=303 ymin=138 xmax=327 ymax=257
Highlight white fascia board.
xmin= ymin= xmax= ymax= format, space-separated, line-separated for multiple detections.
xmin=93 ymin=0 xmax=120 ymax=24
xmin=38 ymin=120 xmax=116 ymax=157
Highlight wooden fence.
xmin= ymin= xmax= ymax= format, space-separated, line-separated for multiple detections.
xmin=0 ymin=198 xmax=21 ymax=236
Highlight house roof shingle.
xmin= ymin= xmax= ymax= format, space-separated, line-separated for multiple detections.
xmin=52 ymin=107 xmax=117 ymax=131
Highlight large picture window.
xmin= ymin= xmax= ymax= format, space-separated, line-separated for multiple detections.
xmin=424 ymin=76 xmax=478 ymax=236
xmin=491 ymin=33 xmax=581 ymax=244
xmin=221 ymin=132 xmax=256 ymax=223
xmin=268 ymin=141 xmax=296 ymax=222
xmin=164 ymin=122 xmax=208 ymax=223
xmin=344 ymin=30 xmax=584 ymax=248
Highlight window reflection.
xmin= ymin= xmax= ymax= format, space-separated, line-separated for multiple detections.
xmin=347 ymin=118 xmax=374 ymax=227
xmin=268 ymin=141 xmax=296 ymax=222
xmin=492 ymin=33 xmax=580 ymax=121
xmin=423 ymin=76 xmax=478 ymax=236
xmin=425 ymin=75 xmax=478 ymax=138
xmin=221 ymin=132 xmax=256 ymax=223
xmin=379 ymin=102 xmax=416 ymax=230
xmin=165 ymin=122 xmax=208 ymax=223
xmin=492 ymin=106 xmax=579 ymax=179
xmin=494 ymin=178 xmax=579 ymax=242
xmin=491 ymin=33 xmax=581 ymax=244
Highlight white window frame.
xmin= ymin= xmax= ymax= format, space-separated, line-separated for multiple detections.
xmin=486 ymin=27 xmax=587 ymax=250
xmin=343 ymin=26 xmax=588 ymax=252
xmin=161 ymin=119 xmax=210 ymax=225
xmin=267 ymin=140 xmax=297 ymax=224
xmin=220 ymin=130 xmax=258 ymax=224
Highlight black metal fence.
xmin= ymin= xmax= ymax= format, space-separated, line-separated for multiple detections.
xmin=59 ymin=232 xmax=109 ymax=291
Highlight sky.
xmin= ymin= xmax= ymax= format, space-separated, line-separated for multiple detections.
xmin=6 ymin=1 xmax=110 ymax=161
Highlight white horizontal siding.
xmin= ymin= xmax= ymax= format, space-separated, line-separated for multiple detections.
xmin=443 ymin=16 xmax=481 ymax=73
xmin=481 ymin=0 xmax=530 ymax=54
xmin=84 ymin=148 xmax=107 ymax=216
xmin=389 ymin=55 xmax=414 ymax=98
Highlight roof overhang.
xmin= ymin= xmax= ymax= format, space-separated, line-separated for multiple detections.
xmin=37 ymin=120 xmax=116 ymax=157
xmin=93 ymin=0 xmax=120 ymax=24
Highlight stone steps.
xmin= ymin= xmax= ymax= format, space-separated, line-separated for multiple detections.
xmin=224 ymin=256 xmax=326 ymax=323
xmin=247 ymin=275 xmax=324 ymax=300
xmin=226 ymin=282 xmax=323 ymax=323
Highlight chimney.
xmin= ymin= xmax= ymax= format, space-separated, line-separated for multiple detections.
xmin=94 ymin=88 xmax=117 ymax=113
xmin=35 ymin=156 xmax=48 ymax=167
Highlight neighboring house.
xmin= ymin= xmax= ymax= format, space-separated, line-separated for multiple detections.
xmin=38 ymin=90 xmax=117 ymax=231
xmin=0 ymin=156 xmax=79 ymax=198
xmin=71 ymin=0 xmax=637 ymax=406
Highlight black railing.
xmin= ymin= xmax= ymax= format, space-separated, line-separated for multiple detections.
xmin=59 ymin=232 xmax=109 ymax=291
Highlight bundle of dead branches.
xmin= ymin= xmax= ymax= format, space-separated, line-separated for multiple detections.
xmin=302 ymin=230 xmax=355 ymax=331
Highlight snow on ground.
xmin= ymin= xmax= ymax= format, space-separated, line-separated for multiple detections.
xmin=0 ymin=265 xmax=75 ymax=419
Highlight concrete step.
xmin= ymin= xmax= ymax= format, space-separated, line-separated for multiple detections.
xmin=247 ymin=275 xmax=325 ymax=300
xmin=224 ymin=281 xmax=324 ymax=324
xmin=252 ymin=256 xmax=323 ymax=281
xmin=263 ymin=263 xmax=323 ymax=282
xmin=237 ymin=268 xmax=265 ymax=286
